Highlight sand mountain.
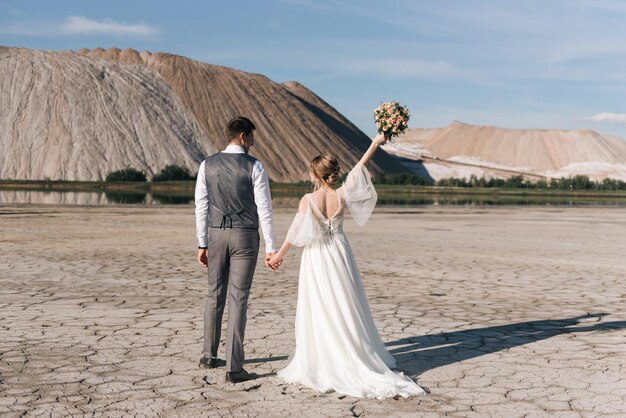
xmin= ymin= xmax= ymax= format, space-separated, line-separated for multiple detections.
xmin=77 ymin=47 xmax=403 ymax=181
xmin=0 ymin=46 xmax=211 ymax=181
xmin=384 ymin=122 xmax=626 ymax=180
xmin=0 ymin=46 xmax=403 ymax=181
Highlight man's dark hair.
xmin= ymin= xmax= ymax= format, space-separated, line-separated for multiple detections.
xmin=226 ymin=116 xmax=256 ymax=140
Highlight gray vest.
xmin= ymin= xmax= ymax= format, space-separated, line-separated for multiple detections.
xmin=204 ymin=152 xmax=259 ymax=229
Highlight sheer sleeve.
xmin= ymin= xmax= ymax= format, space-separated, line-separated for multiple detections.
xmin=286 ymin=195 xmax=320 ymax=247
xmin=342 ymin=163 xmax=377 ymax=226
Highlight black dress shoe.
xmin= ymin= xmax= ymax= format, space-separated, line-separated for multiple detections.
xmin=199 ymin=356 xmax=217 ymax=369
xmin=225 ymin=368 xmax=258 ymax=383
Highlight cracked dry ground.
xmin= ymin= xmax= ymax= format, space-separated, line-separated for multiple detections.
xmin=1 ymin=205 xmax=626 ymax=417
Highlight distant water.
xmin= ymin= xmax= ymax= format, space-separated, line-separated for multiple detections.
xmin=0 ymin=190 xmax=194 ymax=206
xmin=2 ymin=189 xmax=626 ymax=207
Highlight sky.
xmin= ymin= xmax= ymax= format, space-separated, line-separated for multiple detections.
xmin=2 ymin=0 xmax=626 ymax=138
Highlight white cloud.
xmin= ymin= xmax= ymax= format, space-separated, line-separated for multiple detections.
xmin=0 ymin=23 xmax=44 ymax=36
xmin=279 ymin=0 xmax=337 ymax=11
xmin=0 ymin=2 xmax=18 ymax=16
xmin=578 ymin=0 xmax=626 ymax=13
xmin=547 ymin=41 xmax=626 ymax=64
xmin=62 ymin=16 xmax=158 ymax=36
xmin=331 ymin=57 xmax=463 ymax=79
xmin=584 ymin=113 xmax=626 ymax=123
xmin=0 ymin=16 xmax=158 ymax=37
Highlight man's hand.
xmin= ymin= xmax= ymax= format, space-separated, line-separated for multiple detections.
xmin=265 ymin=253 xmax=278 ymax=271
xmin=197 ymin=248 xmax=208 ymax=268
xmin=268 ymin=253 xmax=283 ymax=271
xmin=265 ymin=252 xmax=276 ymax=270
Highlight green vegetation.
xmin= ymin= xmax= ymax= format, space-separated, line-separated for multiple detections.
xmin=372 ymin=172 xmax=433 ymax=186
xmin=105 ymin=168 xmax=147 ymax=182
xmin=152 ymin=165 xmax=195 ymax=182
xmin=435 ymin=174 xmax=626 ymax=190
xmin=368 ymin=172 xmax=626 ymax=191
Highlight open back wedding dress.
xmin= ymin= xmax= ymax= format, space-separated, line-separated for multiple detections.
xmin=277 ymin=164 xmax=425 ymax=399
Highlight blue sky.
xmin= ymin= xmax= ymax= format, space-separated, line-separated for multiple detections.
xmin=2 ymin=0 xmax=626 ymax=138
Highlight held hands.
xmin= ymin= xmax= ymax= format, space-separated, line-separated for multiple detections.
xmin=266 ymin=252 xmax=284 ymax=271
xmin=199 ymin=249 xmax=282 ymax=271
xmin=264 ymin=253 xmax=274 ymax=270
xmin=267 ymin=241 xmax=291 ymax=272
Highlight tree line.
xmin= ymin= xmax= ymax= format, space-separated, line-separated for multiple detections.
xmin=107 ymin=166 xmax=626 ymax=191
xmin=373 ymin=173 xmax=626 ymax=190
xmin=105 ymin=165 xmax=195 ymax=182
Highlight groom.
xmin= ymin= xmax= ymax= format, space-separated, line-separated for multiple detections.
xmin=195 ymin=116 xmax=277 ymax=383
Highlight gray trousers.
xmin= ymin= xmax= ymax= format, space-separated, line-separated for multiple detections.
xmin=203 ymin=227 xmax=259 ymax=372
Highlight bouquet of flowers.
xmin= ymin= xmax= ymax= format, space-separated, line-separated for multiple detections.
xmin=373 ymin=101 xmax=410 ymax=142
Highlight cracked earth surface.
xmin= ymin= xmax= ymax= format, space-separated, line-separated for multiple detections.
xmin=1 ymin=205 xmax=625 ymax=417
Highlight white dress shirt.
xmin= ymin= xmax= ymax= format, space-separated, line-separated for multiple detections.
xmin=195 ymin=144 xmax=278 ymax=253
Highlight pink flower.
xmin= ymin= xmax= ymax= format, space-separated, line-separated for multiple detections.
xmin=374 ymin=101 xmax=410 ymax=139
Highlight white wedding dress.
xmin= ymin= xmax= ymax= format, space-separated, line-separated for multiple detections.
xmin=277 ymin=164 xmax=425 ymax=399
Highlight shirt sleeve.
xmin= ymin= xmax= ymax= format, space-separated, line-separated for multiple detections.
xmin=194 ymin=160 xmax=209 ymax=247
xmin=286 ymin=195 xmax=320 ymax=247
xmin=341 ymin=163 xmax=377 ymax=226
xmin=252 ymin=160 xmax=278 ymax=253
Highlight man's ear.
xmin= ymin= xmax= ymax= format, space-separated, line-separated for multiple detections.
xmin=238 ymin=132 xmax=246 ymax=145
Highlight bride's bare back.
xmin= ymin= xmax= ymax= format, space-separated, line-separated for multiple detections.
xmin=309 ymin=187 xmax=342 ymax=219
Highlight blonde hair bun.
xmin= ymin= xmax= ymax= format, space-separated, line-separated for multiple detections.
xmin=326 ymin=172 xmax=339 ymax=185
xmin=310 ymin=154 xmax=340 ymax=186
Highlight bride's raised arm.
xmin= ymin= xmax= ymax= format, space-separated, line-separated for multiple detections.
xmin=356 ymin=134 xmax=387 ymax=168
xmin=341 ymin=133 xmax=387 ymax=226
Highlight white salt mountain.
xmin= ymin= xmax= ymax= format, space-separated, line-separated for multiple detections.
xmin=384 ymin=122 xmax=626 ymax=181
xmin=0 ymin=46 xmax=403 ymax=181
xmin=0 ymin=47 xmax=210 ymax=181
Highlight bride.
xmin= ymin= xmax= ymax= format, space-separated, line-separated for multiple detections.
xmin=268 ymin=134 xmax=426 ymax=399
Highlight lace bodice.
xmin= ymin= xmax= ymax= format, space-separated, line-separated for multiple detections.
xmin=287 ymin=164 xmax=377 ymax=247
xmin=307 ymin=192 xmax=346 ymax=239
